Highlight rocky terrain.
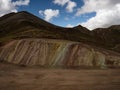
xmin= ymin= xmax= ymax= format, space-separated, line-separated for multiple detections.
xmin=0 ymin=11 xmax=120 ymax=52
xmin=0 ymin=11 xmax=120 ymax=90
xmin=0 ymin=11 xmax=120 ymax=68
xmin=0 ymin=39 xmax=120 ymax=68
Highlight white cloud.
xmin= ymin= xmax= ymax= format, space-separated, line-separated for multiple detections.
xmin=76 ymin=0 xmax=120 ymax=30
xmin=76 ymin=0 xmax=111 ymax=16
xmin=39 ymin=9 xmax=59 ymax=22
xmin=39 ymin=10 xmax=43 ymax=16
xmin=13 ymin=0 xmax=30 ymax=6
xmin=0 ymin=0 xmax=30 ymax=16
xmin=66 ymin=1 xmax=77 ymax=12
xmin=53 ymin=0 xmax=69 ymax=6
xmin=66 ymin=24 xmax=74 ymax=28
xmin=81 ymin=5 xmax=120 ymax=30
xmin=53 ymin=0 xmax=77 ymax=13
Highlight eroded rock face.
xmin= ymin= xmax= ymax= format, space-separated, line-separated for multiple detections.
xmin=0 ymin=39 xmax=120 ymax=68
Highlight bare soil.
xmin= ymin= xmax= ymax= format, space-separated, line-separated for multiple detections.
xmin=0 ymin=63 xmax=120 ymax=90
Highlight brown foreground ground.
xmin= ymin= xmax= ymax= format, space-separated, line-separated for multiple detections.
xmin=0 ymin=63 xmax=120 ymax=90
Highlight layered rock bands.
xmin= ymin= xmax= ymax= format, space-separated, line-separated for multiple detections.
xmin=0 ymin=39 xmax=120 ymax=68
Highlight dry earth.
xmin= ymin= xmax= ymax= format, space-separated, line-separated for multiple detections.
xmin=0 ymin=63 xmax=120 ymax=90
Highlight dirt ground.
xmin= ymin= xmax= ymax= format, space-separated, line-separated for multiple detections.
xmin=0 ymin=63 xmax=120 ymax=90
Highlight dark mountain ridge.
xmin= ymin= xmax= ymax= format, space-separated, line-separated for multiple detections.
xmin=0 ymin=11 xmax=120 ymax=53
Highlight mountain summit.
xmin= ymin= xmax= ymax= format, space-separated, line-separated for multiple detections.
xmin=0 ymin=11 xmax=120 ymax=53
xmin=0 ymin=11 xmax=120 ymax=68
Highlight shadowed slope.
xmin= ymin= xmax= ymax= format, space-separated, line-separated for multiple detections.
xmin=0 ymin=11 xmax=120 ymax=53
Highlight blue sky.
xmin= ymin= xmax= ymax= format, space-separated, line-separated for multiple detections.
xmin=0 ymin=0 xmax=120 ymax=30
xmin=15 ymin=0 xmax=96 ymax=28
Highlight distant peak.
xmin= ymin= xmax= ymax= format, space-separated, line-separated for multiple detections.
xmin=75 ymin=25 xmax=83 ymax=28
xmin=16 ymin=11 xmax=33 ymax=16
xmin=18 ymin=11 xmax=31 ymax=14
xmin=108 ymin=25 xmax=120 ymax=29
xmin=74 ymin=25 xmax=87 ymax=29
xmin=73 ymin=25 xmax=90 ymax=33
xmin=74 ymin=25 xmax=89 ymax=30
